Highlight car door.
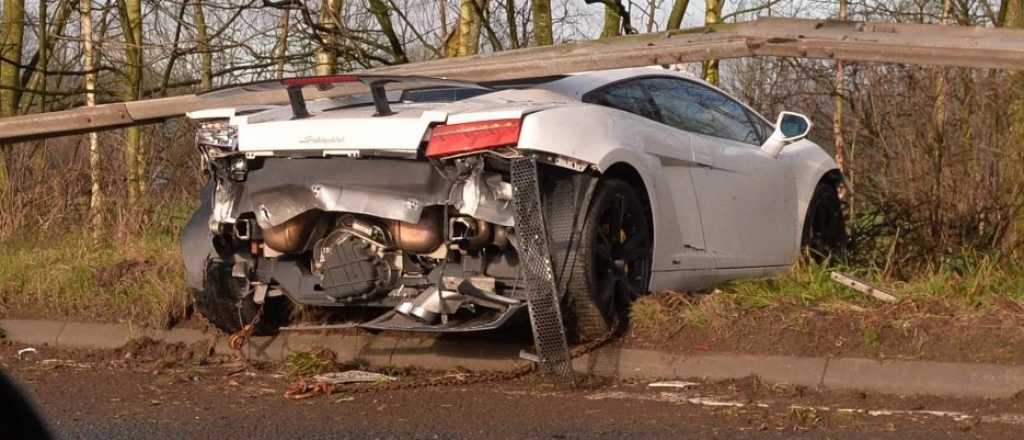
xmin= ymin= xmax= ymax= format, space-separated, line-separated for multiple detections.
xmin=582 ymin=79 xmax=714 ymax=271
xmin=643 ymin=77 xmax=797 ymax=269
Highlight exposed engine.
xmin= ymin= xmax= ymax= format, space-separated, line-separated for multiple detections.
xmin=312 ymin=216 xmax=401 ymax=303
xmin=192 ymin=124 xmax=529 ymax=331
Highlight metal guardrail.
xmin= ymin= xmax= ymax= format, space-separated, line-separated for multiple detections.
xmin=1 ymin=17 xmax=1023 ymax=143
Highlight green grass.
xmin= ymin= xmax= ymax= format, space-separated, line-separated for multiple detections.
xmin=716 ymin=255 xmax=1024 ymax=311
xmin=285 ymin=350 xmax=337 ymax=378
xmin=631 ymin=255 xmax=1024 ymax=331
xmin=0 ymin=228 xmax=188 ymax=328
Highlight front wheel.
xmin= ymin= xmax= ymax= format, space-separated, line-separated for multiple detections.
xmin=801 ymin=181 xmax=848 ymax=261
xmin=547 ymin=178 xmax=653 ymax=342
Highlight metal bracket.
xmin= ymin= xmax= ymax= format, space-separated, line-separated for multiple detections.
xmin=510 ymin=157 xmax=575 ymax=385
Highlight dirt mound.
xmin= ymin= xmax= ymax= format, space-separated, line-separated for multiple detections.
xmin=117 ymin=337 xmax=214 ymax=367
xmin=94 ymin=258 xmax=156 ymax=289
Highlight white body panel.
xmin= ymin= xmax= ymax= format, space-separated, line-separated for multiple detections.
xmin=191 ymin=68 xmax=839 ymax=292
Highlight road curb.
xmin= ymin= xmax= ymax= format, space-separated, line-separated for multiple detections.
xmin=3 ymin=318 xmax=1022 ymax=399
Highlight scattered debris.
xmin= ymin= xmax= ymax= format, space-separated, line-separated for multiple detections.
xmin=39 ymin=359 xmax=92 ymax=370
xmin=285 ymin=370 xmax=397 ymax=400
xmin=313 ymin=371 xmax=396 ymax=385
xmin=279 ymin=323 xmax=360 ymax=332
xmin=648 ymin=381 xmax=700 ymax=389
xmin=284 ymin=377 xmax=336 ymax=400
xmin=17 ymin=347 xmax=37 ymax=359
xmin=830 ymin=272 xmax=899 ymax=303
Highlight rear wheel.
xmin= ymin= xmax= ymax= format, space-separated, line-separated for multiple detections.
xmin=801 ymin=181 xmax=848 ymax=261
xmin=192 ymin=260 xmax=289 ymax=336
xmin=547 ymin=177 xmax=653 ymax=342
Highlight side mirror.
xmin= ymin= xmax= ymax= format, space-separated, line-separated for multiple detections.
xmin=761 ymin=111 xmax=813 ymax=157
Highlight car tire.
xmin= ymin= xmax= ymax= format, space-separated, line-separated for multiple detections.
xmin=546 ymin=177 xmax=653 ymax=342
xmin=801 ymin=181 xmax=848 ymax=260
xmin=192 ymin=260 xmax=289 ymax=335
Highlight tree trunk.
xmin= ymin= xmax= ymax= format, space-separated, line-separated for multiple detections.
xmin=456 ymin=0 xmax=485 ymax=56
xmin=531 ymin=0 xmax=552 ymax=46
xmin=117 ymin=0 xmax=144 ymax=204
xmin=601 ymin=3 xmax=621 ymax=37
xmin=0 ymin=0 xmax=25 ymax=117
xmin=193 ymin=0 xmax=212 ymax=91
xmin=0 ymin=0 xmax=26 ymax=201
xmin=315 ymin=0 xmax=343 ymax=75
xmin=37 ymin=0 xmax=46 ymax=111
xmin=666 ymin=0 xmax=689 ymax=29
xmin=439 ymin=0 xmax=448 ymax=47
xmin=275 ymin=9 xmax=289 ymax=79
xmin=505 ymin=0 xmax=519 ymax=48
xmin=368 ymin=0 xmax=408 ymax=63
xmin=18 ymin=0 xmax=74 ymax=114
xmin=833 ymin=0 xmax=848 ymax=177
xmin=702 ymin=0 xmax=723 ymax=85
xmin=82 ymin=0 xmax=102 ymax=233
xmin=1006 ymin=0 xmax=1023 ymax=148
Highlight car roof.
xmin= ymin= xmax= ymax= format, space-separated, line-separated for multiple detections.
xmin=536 ymin=67 xmax=703 ymax=100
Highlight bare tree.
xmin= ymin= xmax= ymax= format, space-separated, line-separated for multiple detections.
xmin=0 ymin=0 xmax=26 ymax=198
xmin=0 ymin=0 xmax=25 ymax=117
xmin=703 ymin=0 xmax=724 ymax=85
xmin=315 ymin=0 xmax=344 ymax=74
xmin=116 ymin=0 xmax=145 ymax=204
xmin=601 ymin=2 xmax=621 ymax=37
xmin=368 ymin=0 xmax=408 ymax=63
xmin=81 ymin=0 xmax=102 ymax=233
xmin=666 ymin=0 xmax=689 ymax=29
xmin=456 ymin=0 xmax=485 ymax=55
xmin=833 ymin=0 xmax=848 ymax=178
xmin=193 ymin=0 xmax=213 ymax=90
xmin=275 ymin=8 xmax=290 ymax=78
xmin=18 ymin=0 xmax=75 ymax=113
xmin=532 ymin=0 xmax=552 ymax=45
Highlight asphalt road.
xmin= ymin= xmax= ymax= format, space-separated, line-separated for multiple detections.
xmin=3 ymin=343 xmax=1023 ymax=439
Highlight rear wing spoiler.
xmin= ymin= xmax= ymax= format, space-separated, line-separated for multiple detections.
xmin=200 ymin=74 xmax=492 ymax=119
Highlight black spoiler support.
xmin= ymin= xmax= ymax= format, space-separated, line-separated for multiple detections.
xmin=201 ymin=74 xmax=493 ymax=120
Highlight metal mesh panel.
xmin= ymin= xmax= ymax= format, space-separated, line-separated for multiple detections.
xmin=510 ymin=157 xmax=575 ymax=384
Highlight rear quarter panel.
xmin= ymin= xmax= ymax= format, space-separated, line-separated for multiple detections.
xmin=516 ymin=105 xmax=711 ymax=285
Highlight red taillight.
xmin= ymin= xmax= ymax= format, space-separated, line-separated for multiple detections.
xmin=425 ymin=119 xmax=522 ymax=158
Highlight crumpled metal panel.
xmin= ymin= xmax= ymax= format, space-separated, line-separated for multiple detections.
xmin=215 ymin=157 xmax=452 ymax=229
xmin=510 ymin=157 xmax=574 ymax=384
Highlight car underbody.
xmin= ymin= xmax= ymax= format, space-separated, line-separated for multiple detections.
xmin=183 ymin=143 xmax=598 ymax=334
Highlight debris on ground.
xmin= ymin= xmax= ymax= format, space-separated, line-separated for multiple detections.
xmin=313 ymin=371 xmax=396 ymax=385
xmin=648 ymin=381 xmax=699 ymax=389
xmin=830 ymin=272 xmax=898 ymax=303
xmin=284 ymin=370 xmax=398 ymax=400
xmin=17 ymin=347 xmax=37 ymax=359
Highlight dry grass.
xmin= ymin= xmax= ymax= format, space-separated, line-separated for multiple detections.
xmin=0 ymin=222 xmax=191 ymax=329
xmin=630 ymin=257 xmax=1024 ymax=334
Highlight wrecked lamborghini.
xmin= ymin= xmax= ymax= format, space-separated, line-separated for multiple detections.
xmin=181 ymin=67 xmax=846 ymax=341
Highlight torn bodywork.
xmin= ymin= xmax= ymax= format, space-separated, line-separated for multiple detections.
xmin=183 ymin=124 xmax=587 ymax=333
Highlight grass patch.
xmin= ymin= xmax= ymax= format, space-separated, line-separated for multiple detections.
xmin=710 ymin=255 xmax=1024 ymax=312
xmin=285 ymin=349 xmax=337 ymax=378
xmin=0 ymin=228 xmax=188 ymax=328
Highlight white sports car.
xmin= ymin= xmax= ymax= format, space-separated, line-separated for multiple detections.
xmin=183 ymin=67 xmax=846 ymax=340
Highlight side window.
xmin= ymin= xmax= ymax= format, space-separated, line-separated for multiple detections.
xmin=643 ymin=78 xmax=762 ymax=146
xmin=583 ymin=80 xmax=660 ymax=122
